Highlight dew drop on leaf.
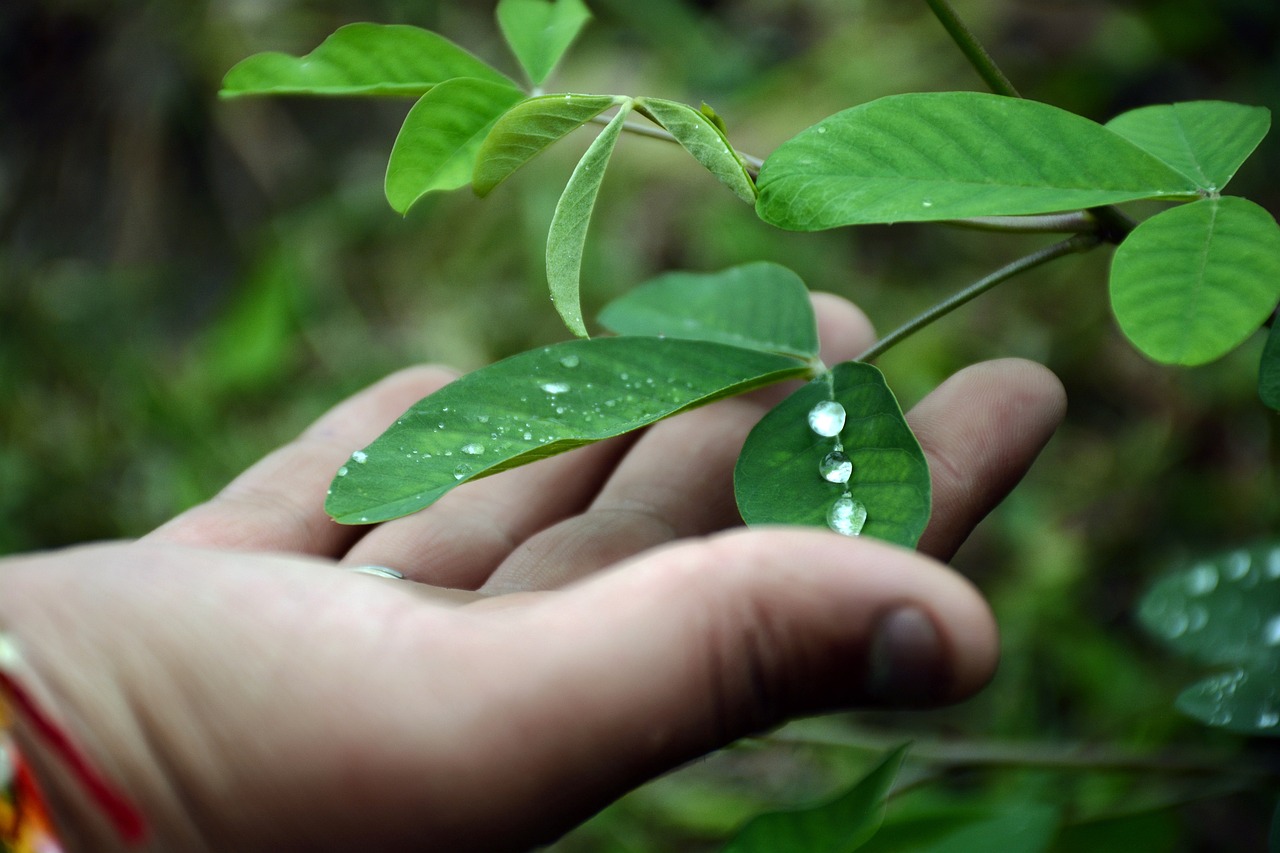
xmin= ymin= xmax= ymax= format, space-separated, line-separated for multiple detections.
xmin=559 ymin=354 xmax=581 ymax=369
xmin=337 ymin=466 xmax=349 ymax=477
xmin=351 ymin=450 xmax=368 ymax=464
xmin=1264 ymin=614 xmax=1280 ymax=646
xmin=453 ymin=464 xmax=473 ymax=481
xmin=819 ymin=451 xmax=853 ymax=484
xmin=808 ymin=401 xmax=846 ymax=437
xmin=461 ymin=443 xmax=485 ymax=456
xmin=827 ymin=494 xmax=867 ymax=537
xmin=541 ymin=381 xmax=571 ymax=395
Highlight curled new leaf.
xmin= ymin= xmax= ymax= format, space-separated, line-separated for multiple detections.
xmin=635 ymin=97 xmax=757 ymax=203
xmin=221 ymin=23 xmax=513 ymax=97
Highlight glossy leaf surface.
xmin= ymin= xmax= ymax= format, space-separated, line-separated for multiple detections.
xmin=497 ymin=0 xmax=591 ymax=87
xmin=735 ymin=362 xmax=931 ymax=548
xmin=598 ymin=262 xmax=818 ymax=358
xmin=720 ymin=744 xmax=907 ymax=853
xmin=1260 ymin=321 xmax=1280 ymax=411
xmin=221 ymin=24 xmax=512 ymax=97
xmin=473 ymin=94 xmax=619 ymax=196
xmin=636 ymin=97 xmax=757 ymax=203
xmin=327 ymin=336 xmax=807 ymax=524
xmin=1110 ymin=196 xmax=1280 ymax=366
xmin=1176 ymin=666 xmax=1280 ymax=737
xmin=546 ymin=101 xmax=632 ymax=337
xmin=756 ymin=92 xmax=1197 ymax=230
xmin=386 ymin=79 xmax=526 ymax=212
xmin=1105 ymin=101 xmax=1271 ymax=192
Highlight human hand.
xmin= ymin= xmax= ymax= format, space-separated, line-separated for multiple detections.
xmin=0 ymin=294 xmax=1065 ymax=852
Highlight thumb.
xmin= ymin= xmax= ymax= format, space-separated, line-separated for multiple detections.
xmin=503 ymin=527 xmax=997 ymax=845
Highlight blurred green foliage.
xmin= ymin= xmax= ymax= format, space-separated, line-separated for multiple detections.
xmin=3 ymin=0 xmax=1279 ymax=849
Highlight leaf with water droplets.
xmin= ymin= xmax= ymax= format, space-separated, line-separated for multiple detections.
xmin=546 ymin=100 xmax=633 ymax=337
xmin=734 ymin=362 xmax=931 ymax=548
xmin=327 ymin=336 xmax=807 ymax=523
xmin=221 ymin=24 xmax=514 ymax=98
xmin=473 ymin=93 xmax=619 ymax=196
xmin=634 ymin=97 xmax=756 ymax=203
xmin=1176 ymin=665 xmax=1280 ymax=737
xmin=597 ymin=262 xmax=819 ymax=359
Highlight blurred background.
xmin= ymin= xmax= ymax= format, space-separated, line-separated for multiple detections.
xmin=2 ymin=0 xmax=1278 ymax=849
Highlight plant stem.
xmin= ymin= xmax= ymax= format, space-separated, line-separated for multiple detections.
xmin=856 ymin=232 xmax=1101 ymax=363
xmin=923 ymin=0 xmax=1021 ymax=98
xmin=944 ymin=212 xmax=1099 ymax=234
xmin=592 ymin=114 xmax=765 ymax=175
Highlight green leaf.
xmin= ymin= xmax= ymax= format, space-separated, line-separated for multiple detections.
xmin=598 ymin=262 xmax=818 ymax=359
xmin=473 ymin=94 xmax=619 ymax=197
xmin=861 ymin=805 xmax=1059 ymax=853
xmin=1175 ymin=665 xmax=1280 ymax=737
xmin=1105 ymin=101 xmax=1271 ymax=192
xmin=1109 ymin=196 xmax=1280 ymax=366
xmin=221 ymin=23 xmax=514 ymax=98
xmin=546 ymin=100 xmax=632 ymax=337
xmin=720 ymin=744 xmax=908 ymax=853
xmin=635 ymin=97 xmax=757 ymax=203
xmin=1259 ymin=320 xmax=1280 ymax=411
xmin=755 ymin=92 xmax=1198 ymax=230
xmin=385 ymin=79 xmax=526 ymax=212
xmin=326 ymin=336 xmax=807 ymax=524
xmin=497 ymin=0 xmax=592 ymax=88
xmin=735 ymin=362 xmax=931 ymax=548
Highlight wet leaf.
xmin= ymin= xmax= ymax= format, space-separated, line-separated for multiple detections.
xmin=1110 ymin=196 xmax=1280 ymax=366
xmin=598 ymin=262 xmax=818 ymax=359
xmin=1176 ymin=665 xmax=1280 ymax=737
xmin=473 ymin=94 xmax=619 ymax=196
xmin=720 ymin=744 xmax=908 ymax=853
xmin=497 ymin=0 xmax=591 ymax=87
xmin=385 ymin=79 xmax=526 ymax=212
xmin=735 ymin=362 xmax=931 ymax=548
xmin=221 ymin=23 xmax=513 ymax=98
xmin=635 ymin=97 xmax=756 ymax=203
xmin=546 ymin=100 xmax=632 ymax=337
xmin=755 ymin=92 xmax=1196 ymax=230
xmin=326 ymin=337 xmax=807 ymax=524
xmin=1105 ymin=101 xmax=1270 ymax=192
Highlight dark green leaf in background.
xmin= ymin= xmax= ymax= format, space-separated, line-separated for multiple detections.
xmin=472 ymin=94 xmax=620 ymax=196
xmin=1109 ymin=196 xmax=1280 ymax=366
xmin=1175 ymin=665 xmax=1280 ymax=737
xmin=598 ymin=262 xmax=819 ymax=358
xmin=546 ymin=100 xmax=632 ymax=337
xmin=860 ymin=805 xmax=1059 ymax=853
xmin=385 ymin=79 xmax=526 ymax=212
xmin=755 ymin=92 xmax=1197 ymax=230
xmin=1260 ymin=319 xmax=1280 ymax=411
xmin=719 ymin=744 xmax=909 ymax=853
xmin=326 ymin=336 xmax=807 ymax=523
xmin=635 ymin=97 xmax=757 ymax=203
xmin=735 ymin=362 xmax=931 ymax=548
xmin=220 ymin=23 xmax=513 ymax=97
xmin=497 ymin=0 xmax=592 ymax=88
xmin=1105 ymin=101 xmax=1271 ymax=192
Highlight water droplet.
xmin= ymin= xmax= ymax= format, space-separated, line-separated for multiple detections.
xmin=541 ymin=381 xmax=571 ymax=395
xmin=351 ymin=450 xmax=368 ymax=464
xmin=1226 ymin=550 xmax=1251 ymax=581
xmin=437 ymin=422 xmax=446 ymax=430
xmin=819 ymin=451 xmax=853 ymax=484
xmin=1264 ymin=614 xmax=1280 ymax=646
xmin=1187 ymin=604 xmax=1208 ymax=632
xmin=1186 ymin=563 xmax=1218 ymax=595
xmin=827 ymin=495 xmax=867 ymax=537
xmin=461 ymin=443 xmax=484 ymax=456
xmin=522 ymin=431 xmax=533 ymax=441
xmin=453 ymin=464 xmax=473 ymax=481
xmin=816 ymin=126 xmax=827 ymax=134
xmin=1268 ymin=549 xmax=1280 ymax=578
xmin=1163 ymin=612 xmax=1190 ymax=639
xmin=336 ymin=466 xmax=349 ymax=477
xmin=808 ymin=401 xmax=846 ymax=437
xmin=555 ymin=406 xmax=566 ymax=414
xmin=921 ymin=198 xmax=933 ymax=208
xmin=477 ymin=414 xmax=490 ymax=424
xmin=559 ymin=354 xmax=580 ymax=369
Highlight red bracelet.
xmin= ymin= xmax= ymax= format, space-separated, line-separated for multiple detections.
xmin=1 ymin=636 xmax=146 ymax=850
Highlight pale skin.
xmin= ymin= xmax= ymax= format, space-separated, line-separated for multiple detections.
xmin=0 ymin=294 xmax=1066 ymax=852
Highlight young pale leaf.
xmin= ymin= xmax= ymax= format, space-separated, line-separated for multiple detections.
xmin=720 ymin=744 xmax=908 ymax=853
xmin=1259 ymin=321 xmax=1280 ymax=411
xmin=1105 ymin=101 xmax=1271 ymax=192
xmin=1176 ymin=665 xmax=1280 ymax=737
xmin=1110 ymin=197 xmax=1280 ymax=366
xmin=473 ymin=94 xmax=619 ymax=196
xmin=755 ymin=92 xmax=1197 ymax=230
xmin=385 ymin=79 xmax=526 ymax=212
xmin=546 ymin=100 xmax=632 ymax=337
xmin=735 ymin=362 xmax=931 ymax=548
xmin=497 ymin=0 xmax=592 ymax=88
xmin=221 ymin=24 xmax=513 ymax=98
xmin=326 ymin=336 xmax=807 ymax=524
xmin=635 ymin=98 xmax=757 ymax=203
xmin=598 ymin=262 xmax=818 ymax=359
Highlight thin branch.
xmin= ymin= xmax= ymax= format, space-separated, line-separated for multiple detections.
xmin=943 ymin=212 xmax=1099 ymax=234
xmin=856 ymin=232 xmax=1101 ymax=363
xmin=924 ymin=0 xmax=1021 ymax=98
xmin=759 ymin=726 xmax=1279 ymax=779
